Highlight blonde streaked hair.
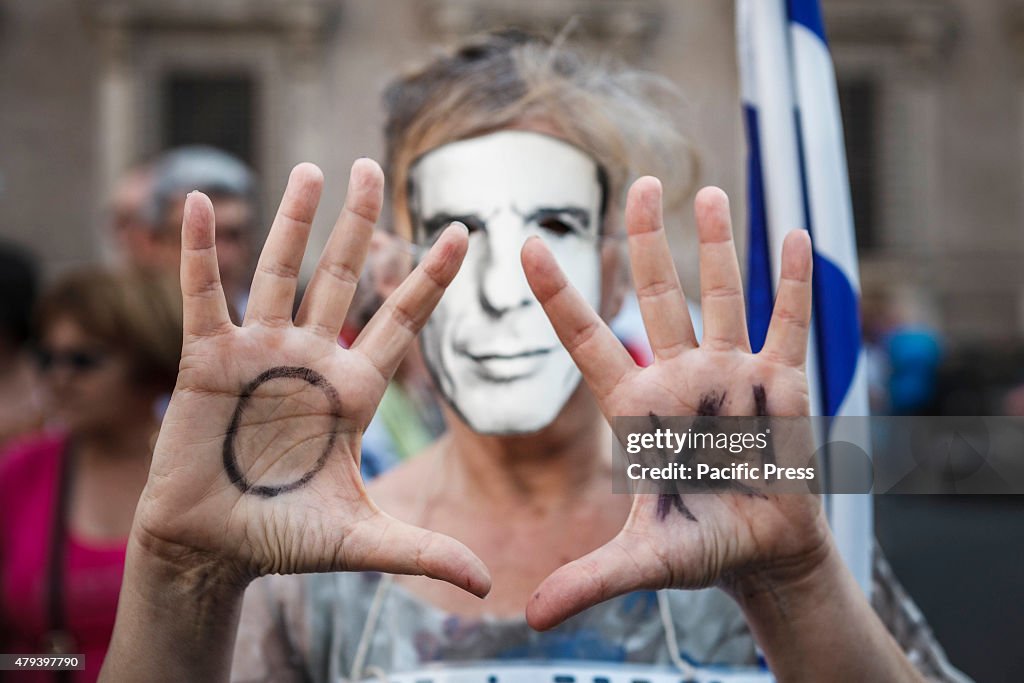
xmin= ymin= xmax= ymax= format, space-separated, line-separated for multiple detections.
xmin=383 ymin=29 xmax=699 ymax=238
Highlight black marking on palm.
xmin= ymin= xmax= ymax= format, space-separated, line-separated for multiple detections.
xmin=655 ymin=384 xmax=773 ymax=522
xmin=222 ymin=365 xmax=342 ymax=498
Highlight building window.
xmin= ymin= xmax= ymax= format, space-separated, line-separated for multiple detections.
xmin=162 ymin=74 xmax=257 ymax=167
xmin=838 ymin=77 xmax=879 ymax=252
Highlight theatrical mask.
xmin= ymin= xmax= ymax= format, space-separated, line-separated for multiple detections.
xmin=409 ymin=130 xmax=605 ymax=434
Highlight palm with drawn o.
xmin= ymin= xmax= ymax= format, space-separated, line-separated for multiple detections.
xmin=521 ymin=178 xmax=830 ymax=630
xmin=133 ymin=160 xmax=490 ymax=597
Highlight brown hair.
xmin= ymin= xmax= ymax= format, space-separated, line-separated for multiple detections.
xmin=383 ymin=29 xmax=698 ymax=237
xmin=35 ymin=267 xmax=183 ymax=392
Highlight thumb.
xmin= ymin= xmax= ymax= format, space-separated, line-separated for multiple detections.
xmin=345 ymin=513 xmax=491 ymax=598
xmin=526 ymin=532 xmax=668 ymax=631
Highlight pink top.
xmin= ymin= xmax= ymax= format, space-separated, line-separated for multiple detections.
xmin=0 ymin=433 xmax=127 ymax=683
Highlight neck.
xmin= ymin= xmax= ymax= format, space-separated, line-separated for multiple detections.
xmin=442 ymin=385 xmax=611 ymax=508
xmin=75 ymin=410 xmax=159 ymax=466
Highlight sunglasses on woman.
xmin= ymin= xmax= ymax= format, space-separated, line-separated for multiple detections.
xmin=34 ymin=347 xmax=109 ymax=374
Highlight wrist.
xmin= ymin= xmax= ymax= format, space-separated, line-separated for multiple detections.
xmin=101 ymin=533 xmax=248 ymax=682
xmin=718 ymin=527 xmax=922 ymax=682
xmin=125 ymin=527 xmax=250 ymax=610
xmin=720 ymin=514 xmax=837 ymax=611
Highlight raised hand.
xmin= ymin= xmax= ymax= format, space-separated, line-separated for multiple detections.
xmin=521 ymin=178 xmax=827 ymax=630
xmin=133 ymin=160 xmax=489 ymax=597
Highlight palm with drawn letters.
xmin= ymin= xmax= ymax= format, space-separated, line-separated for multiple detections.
xmin=132 ymin=160 xmax=490 ymax=597
xmin=521 ymin=178 xmax=828 ymax=630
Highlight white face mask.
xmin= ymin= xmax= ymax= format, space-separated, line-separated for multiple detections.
xmin=410 ymin=130 xmax=605 ymax=435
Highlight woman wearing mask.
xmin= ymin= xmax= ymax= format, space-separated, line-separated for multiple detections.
xmin=0 ymin=267 xmax=182 ymax=682
xmin=101 ymin=32 xmax=965 ymax=683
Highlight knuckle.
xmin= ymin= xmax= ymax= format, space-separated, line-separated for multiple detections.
xmin=635 ymin=277 xmax=680 ymax=301
xmin=757 ymin=348 xmax=789 ymax=365
xmin=320 ymin=259 xmax=360 ymax=288
xmin=419 ymin=257 xmax=450 ymax=290
xmin=385 ymin=301 xmax=420 ymax=334
xmin=773 ymin=308 xmax=809 ymax=330
xmin=188 ymin=277 xmax=223 ymax=298
xmin=702 ymin=283 xmax=742 ymax=301
xmin=535 ymin=274 xmax=569 ymax=305
xmin=258 ymin=260 xmax=301 ymax=280
xmin=700 ymin=333 xmax=739 ymax=351
xmin=279 ymin=208 xmax=315 ymax=230
xmin=303 ymin=320 xmax=339 ymax=338
xmin=566 ymin=319 xmax=600 ymax=353
xmin=253 ymin=312 xmax=293 ymax=327
xmin=344 ymin=199 xmax=379 ymax=226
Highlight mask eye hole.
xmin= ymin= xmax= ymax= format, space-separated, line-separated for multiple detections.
xmin=537 ymin=216 xmax=572 ymax=236
xmin=461 ymin=217 xmax=486 ymax=234
xmin=422 ymin=215 xmax=487 ymax=245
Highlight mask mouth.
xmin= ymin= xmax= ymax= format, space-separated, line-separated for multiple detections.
xmin=461 ymin=346 xmax=555 ymax=361
xmin=453 ymin=342 xmax=558 ymax=382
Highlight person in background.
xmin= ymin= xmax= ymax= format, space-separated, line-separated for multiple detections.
xmin=356 ymin=233 xmax=446 ymax=468
xmin=140 ymin=145 xmax=257 ymax=318
xmin=0 ymin=242 xmax=42 ymax=451
xmin=361 ymin=345 xmax=444 ymax=467
xmin=106 ymin=161 xmax=157 ymax=264
xmin=863 ymin=287 xmax=944 ymax=415
xmin=0 ymin=267 xmax=182 ymax=683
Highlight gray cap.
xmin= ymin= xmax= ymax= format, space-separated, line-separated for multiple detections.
xmin=147 ymin=145 xmax=255 ymax=227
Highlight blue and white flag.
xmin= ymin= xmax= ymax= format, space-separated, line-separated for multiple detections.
xmin=737 ymin=0 xmax=873 ymax=593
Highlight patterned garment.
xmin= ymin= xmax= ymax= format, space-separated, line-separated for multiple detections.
xmin=230 ymin=544 xmax=971 ymax=682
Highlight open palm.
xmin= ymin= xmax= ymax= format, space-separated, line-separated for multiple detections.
xmin=133 ymin=160 xmax=489 ymax=597
xmin=521 ymin=179 xmax=828 ymax=630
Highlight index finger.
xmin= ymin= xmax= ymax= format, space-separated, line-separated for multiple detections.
xmin=351 ymin=223 xmax=468 ymax=381
xmin=522 ymin=236 xmax=636 ymax=403
xmin=180 ymin=192 xmax=233 ymax=338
